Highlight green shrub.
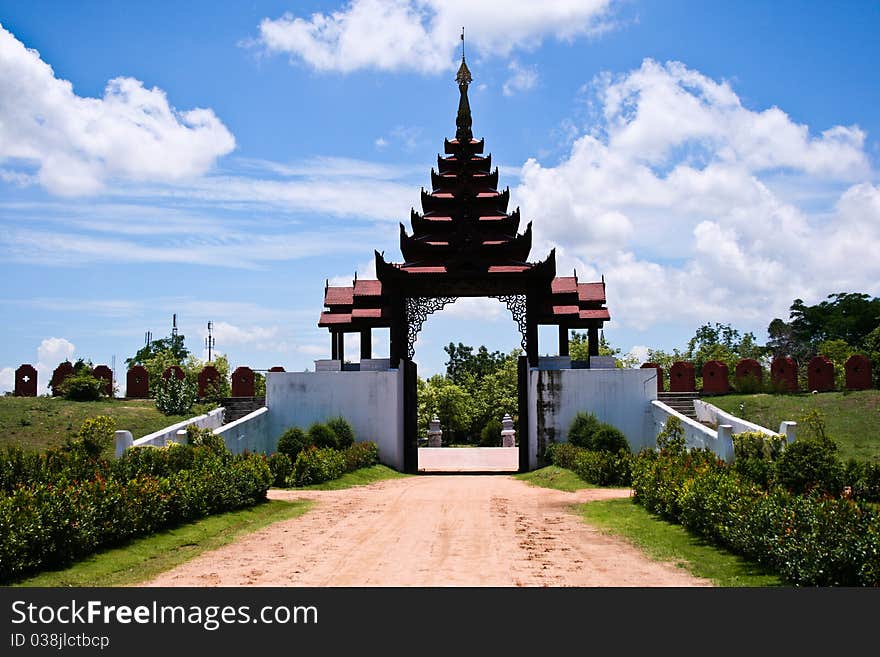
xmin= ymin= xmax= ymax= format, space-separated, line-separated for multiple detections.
xmin=61 ymin=371 xmax=105 ymax=402
xmin=592 ymin=425 xmax=630 ymax=454
xmin=656 ymin=415 xmax=686 ymax=454
xmin=343 ymin=441 xmax=379 ymax=471
xmin=735 ymin=372 xmax=763 ymax=394
xmin=267 ymin=452 xmax=293 ymax=488
xmin=479 ymin=419 xmax=502 ymax=447
xmin=732 ymin=431 xmax=786 ymax=488
xmin=773 ymin=436 xmax=844 ymax=496
xmin=326 ymin=417 xmax=355 ymax=449
xmin=154 ymin=374 xmax=197 ymax=416
xmin=67 ymin=415 xmax=116 ymax=458
xmin=567 ymin=412 xmax=602 ymax=449
xmin=844 ymin=460 xmax=880 ymax=503
xmin=289 ymin=446 xmax=345 ymax=487
xmin=308 ymin=422 xmax=338 ymax=450
xmin=277 ymin=427 xmax=312 ymax=460
xmin=630 ymin=447 xmax=880 ymax=586
xmin=185 ymin=424 xmax=226 ymax=453
xmin=0 ymin=441 xmax=271 ymax=583
xmin=546 ymin=442 xmax=631 ymax=486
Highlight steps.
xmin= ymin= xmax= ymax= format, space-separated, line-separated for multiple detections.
xmin=657 ymin=392 xmax=700 ymax=421
xmin=218 ymin=397 xmax=265 ymax=423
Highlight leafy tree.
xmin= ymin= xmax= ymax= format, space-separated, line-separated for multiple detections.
xmin=418 ymin=374 xmax=473 ymax=443
xmin=768 ymin=293 xmax=880 ymax=361
xmin=125 ymin=332 xmax=189 ymax=368
xmin=684 ymin=322 xmax=766 ymax=373
xmin=183 ymin=353 xmax=231 ymax=398
xmin=569 ymin=332 xmax=638 ymax=367
xmin=444 ymin=342 xmax=507 ymax=385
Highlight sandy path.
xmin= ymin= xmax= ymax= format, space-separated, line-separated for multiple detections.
xmin=142 ymin=475 xmax=710 ymax=587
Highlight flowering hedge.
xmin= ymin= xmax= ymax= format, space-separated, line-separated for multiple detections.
xmin=0 ymin=423 xmax=271 ymax=583
xmin=632 ymin=447 xmax=880 ymax=586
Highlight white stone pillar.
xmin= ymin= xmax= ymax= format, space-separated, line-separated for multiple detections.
xmin=114 ymin=430 xmax=133 ymax=458
xmin=779 ymin=421 xmax=797 ymax=444
xmin=427 ymin=414 xmax=443 ymax=447
xmin=717 ymin=424 xmax=734 ymax=463
xmin=501 ymin=413 xmax=516 ymax=447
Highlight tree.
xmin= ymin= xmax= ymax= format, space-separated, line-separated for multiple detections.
xmin=418 ymin=375 xmax=472 ymax=443
xmin=126 ymin=330 xmax=192 ymax=397
xmin=569 ymin=332 xmax=638 ymax=368
xmin=125 ymin=332 xmax=189 ymax=368
xmin=684 ymin=322 xmax=766 ymax=372
xmin=444 ymin=342 xmax=507 ymax=385
xmin=768 ymin=293 xmax=880 ymax=361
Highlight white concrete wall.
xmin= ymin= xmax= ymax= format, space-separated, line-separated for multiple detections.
xmin=265 ymin=369 xmax=405 ymax=471
xmin=528 ymin=367 xmax=657 ymax=469
xmin=130 ymin=407 xmax=225 ymax=449
xmin=651 ymin=401 xmax=735 ymax=462
xmin=694 ymin=400 xmax=779 ymax=437
xmin=214 ymin=407 xmax=271 ymax=454
xmin=694 ymin=400 xmax=797 ymax=441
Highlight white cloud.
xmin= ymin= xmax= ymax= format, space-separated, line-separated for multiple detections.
xmin=204 ymin=321 xmax=287 ymax=353
xmin=0 ymin=24 xmax=235 ymax=195
xmin=515 ymin=59 xmax=878 ymax=335
xmin=30 ymin=337 xmax=76 ymax=393
xmin=256 ymin=0 xmax=615 ymax=73
xmin=502 ymin=60 xmax=538 ymax=96
xmin=0 ymin=367 xmax=13 ymax=393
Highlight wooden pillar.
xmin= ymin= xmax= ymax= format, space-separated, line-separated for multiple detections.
xmin=331 ymin=331 xmax=339 ymax=360
xmin=389 ymin=293 xmax=406 ymax=369
xmin=558 ymin=325 xmax=569 ymax=357
xmin=588 ymin=326 xmax=599 ymax=357
xmin=336 ymin=332 xmax=345 ymax=361
xmin=360 ymin=328 xmax=372 ymax=360
xmin=517 ymin=355 xmax=530 ymax=472
xmin=526 ymin=294 xmax=539 ymax=367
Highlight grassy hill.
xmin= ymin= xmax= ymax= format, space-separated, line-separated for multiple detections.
xmin=708 ymin=390 xmax=880 ymax=462
xmin=0 ymin=396 xmax=212 ymax=452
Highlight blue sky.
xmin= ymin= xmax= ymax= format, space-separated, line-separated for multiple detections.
xmin=1 ymin=1 xmax=878 ymax=392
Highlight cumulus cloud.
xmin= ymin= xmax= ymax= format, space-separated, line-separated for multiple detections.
xmin=256 ymin=0 xmax=615 ymax=73
xmin=516 ymin=59 xmax=877 ymax=334
xmin=0 ymin=24 xmax=235 ymax=195
xmin=0 ymin=367 xmax=13 ymax=393
xmin=502 ymin=60 xmax=538 ymax=96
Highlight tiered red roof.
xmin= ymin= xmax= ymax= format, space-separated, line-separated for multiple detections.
xmin=318 ymin=56 xmax=610 ymax=333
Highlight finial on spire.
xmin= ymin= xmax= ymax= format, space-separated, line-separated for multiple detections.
xmin=455 ymin=27 xmax=473 ymax=142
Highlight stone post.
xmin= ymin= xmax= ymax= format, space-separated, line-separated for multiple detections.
xmin=114 ymin=430 xmax=133 ymax=458
xmin=779 ymin=421 xmax=797 ymax=444
xmin=501 ymin=413 xmax=516 ymax=447
xmin=427 ymin=414 xmax=443 ymax=447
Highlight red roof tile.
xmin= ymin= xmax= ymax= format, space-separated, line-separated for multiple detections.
xmin=351 ymin=308 xmax=386 ymax=319
xmin=551 ymin=277 xmax=578 ymax=294
xmin=353 ymin=279 xmax=382 ymax=296
xmin=324 ymin=286 xmax=353 ymax=305
xmin=577 ymin=283 xmax=605 ymax=302
xmin=318 ymin=312 xmax=352 ymax=326
xmin=400 ymin=265 xmax=447 ymax=273
xmin=487 ymin=265 xmax=530 ymax=273
xmin=552 ymin=305 xmax=580 ymax=316
xmin=579 ymin=309 xmax=611 ymax=320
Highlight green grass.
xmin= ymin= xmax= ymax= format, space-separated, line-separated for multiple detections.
xmin=12 ymin=499 xmax=312 ymax=587
xmin=0 ymin=396 xmax=214 ymax=452
xmin=708 ymin=390 xmax=880 ymax=462
xmin=515 ymin=465 xmax=596 ymax=492
xmin=294 ymin=464 xmax=410 ymax=490
xmin=579 ymin=498 xmax=783 ymax=587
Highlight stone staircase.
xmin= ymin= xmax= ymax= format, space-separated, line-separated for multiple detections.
xmin=218 ymin=397 xmax=265 ymax=423
xmin=657 ymin=392 xmax=700 ymax=421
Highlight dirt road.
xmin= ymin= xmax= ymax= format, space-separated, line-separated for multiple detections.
xmin=143 ymin=475 xmax=709 ymax=587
